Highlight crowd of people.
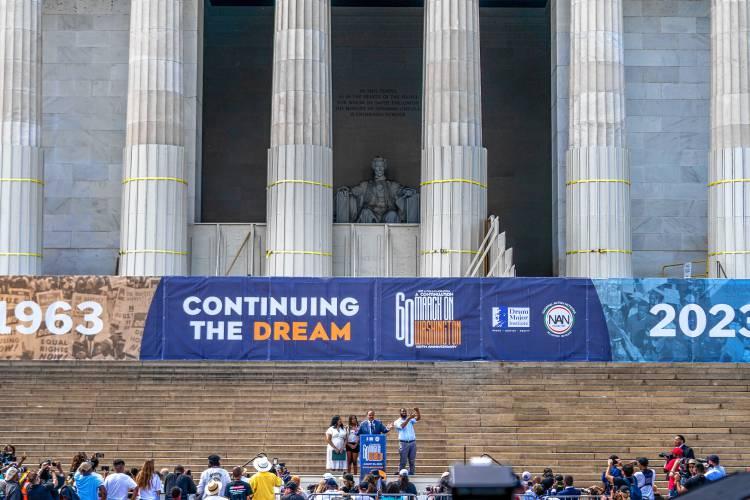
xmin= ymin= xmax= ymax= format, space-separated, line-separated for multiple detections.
xmin=0 ymin=434 xmax=737 ymax=500
xmin=515 ymin=435 xmax=729 ymax=499
xmin=0 ymin=448 xmax=428 ymax=500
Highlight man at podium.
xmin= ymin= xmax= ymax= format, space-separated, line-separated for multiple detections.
xmin=357 ymin=410 xmax=392 ymax=435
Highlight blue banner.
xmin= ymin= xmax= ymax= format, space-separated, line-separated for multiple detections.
xmin=134 ymin=277 xmax=750 ymax=362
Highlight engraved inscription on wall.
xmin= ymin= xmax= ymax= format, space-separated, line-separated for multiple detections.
xmin=335 ymin=88 xmax=420 ymax=118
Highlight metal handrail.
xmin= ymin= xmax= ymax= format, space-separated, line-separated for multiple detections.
xmin=660 ymin=260 xmax=707 ymax=278
xmin=466 ymin=216 xmax=499 ymax=277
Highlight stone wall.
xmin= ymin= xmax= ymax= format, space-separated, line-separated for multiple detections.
xmin=41 ymin=0 xmax=201 ymax=275
xmin=41 ymin=0 xmax=130 ymax=274
xmin=552 ymin=0 xmax=710 ymax=277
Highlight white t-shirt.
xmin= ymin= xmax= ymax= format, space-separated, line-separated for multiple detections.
xmin=197 ymin=468 xmax=231 ymax=499
xmin=634 ymin=469 xmax=655 ymax=500
xmin=104 ymin=473 xmax=137 ymax=500
xmin=137 ymin=474 xmax=162 ymax=500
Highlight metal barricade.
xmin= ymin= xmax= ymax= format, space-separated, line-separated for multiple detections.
xmin=514 ymin=496 xmax=604 ymax=500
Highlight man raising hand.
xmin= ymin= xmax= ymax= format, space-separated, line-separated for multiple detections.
xmin=394 ymin=407 xmax=421 ymax=475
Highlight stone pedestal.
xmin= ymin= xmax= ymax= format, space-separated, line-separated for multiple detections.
xmin=266 ymin=0 xmax=333 ymax=277
xmin=708 ymin=0 xmax=750 ymax=277
xmin=565 ymin=0 xmax=632 ymax=278
xmin=0 ymin=0 xmax=42 ymax=275
xmin=119 ymin=0 xmax=187 ymax=276
xmin=419 ymin=0 xmax=488 ymax=277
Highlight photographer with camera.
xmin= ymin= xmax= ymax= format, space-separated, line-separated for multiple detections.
xmin=663 ymin=446 xmax=683 ymax=498
xmin=38 ymin=460 xmax=65 ymax=500
xmin=704 ymin=454 xmax=726 ymax=482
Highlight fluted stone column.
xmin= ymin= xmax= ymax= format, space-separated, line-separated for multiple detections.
xmin=0 ymin=0 xmax=42 ymax=275
xmin=266 ymin=0 xmax=332 ymax=276
xmin=708 ymin=0 xmax=750 ymax=277
xmin=565 ymin=0 xmax=632 ymax=278
xmin=419 ymin=0 xmax=487 ymax=277
xmin=119 ymin=0 xmax=187 ymax=276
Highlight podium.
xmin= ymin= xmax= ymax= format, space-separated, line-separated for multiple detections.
xmin=359 ymin=434 xmax=387 ymax=479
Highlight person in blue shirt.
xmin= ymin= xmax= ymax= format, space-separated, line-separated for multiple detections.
xmin=557 ymin=475 xmax=580 ymax=498
xmin=393 ymin=407 xmax=420 ymax=475
xmin=704 ymin=455 xmax=726 ymax=482
xmin=73 ymin=462 xmax=106 ymax=500
xmin=357 ymin=410 xmax=392 ymax=435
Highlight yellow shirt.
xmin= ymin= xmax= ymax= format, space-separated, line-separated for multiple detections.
xmin=249 ymin=472 xmax=282 ymax=500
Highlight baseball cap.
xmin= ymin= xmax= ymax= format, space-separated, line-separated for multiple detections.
xmin=323 ymin=472 xmax=334 ymax=480
xmin=688 ymin=459 xmax=698 ymax=465
xmin=521 ymin=471 xmax=532 ymax=482
xmin=4 ymin=467 xmax=18 ymax=480
xmin=284 ymin=481 xmax=298 ymax=490
xmin=359 ymin=481 xmax=370 ymax=490
xmin=707 ymin=454 xmax=720 ymax=464
xmin=399 ymin=469 xmax=409 ymax=477
xmin=325 ymin=478 xmax=338 ymax=487
xmin=343 ymin=473 xmax=354 ymax=482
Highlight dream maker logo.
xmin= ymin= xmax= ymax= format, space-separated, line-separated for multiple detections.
xmin=395 ymin=290 xmax=461 ymax=348
xmin=543 ymin=301 xmax=576 ymax=337
xmin=491 ymin=306 xmax=531 ymax=332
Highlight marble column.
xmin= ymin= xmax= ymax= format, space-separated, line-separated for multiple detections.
xmin=0 ymin=0 xmax=42 ymax=275
xmin=119 ymin=0 xmax=187 ymax=276
xmin=419 ymin=0 xmax=487 ymax=277
xmin=708 ymin=0 xmax=750 ymax=277
xmin=565 ymin=0 xmax=632 ymax=278
xmin=266 ymin=0 xmax=333 ymax=276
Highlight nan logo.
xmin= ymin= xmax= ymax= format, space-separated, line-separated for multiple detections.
xmin=543 ymin=302 xmax=575 ymax=337
xmin=491 ymin=306 xmax=531 ymax=331
xmin=395 ymin=290 xmax=461 ymax=348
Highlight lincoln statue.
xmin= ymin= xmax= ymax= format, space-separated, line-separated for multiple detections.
xmin=336 ymin=157 xmax=419 ymax=223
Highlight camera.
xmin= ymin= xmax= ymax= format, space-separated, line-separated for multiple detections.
xmin=658 ymin=452 xmax=673 ymax=459
xmin=94 ymin=453 xmax=105 ymax=459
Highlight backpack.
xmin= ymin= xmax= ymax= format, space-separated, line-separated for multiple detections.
xmin=624 ymin=476 xmax=642 ymax=500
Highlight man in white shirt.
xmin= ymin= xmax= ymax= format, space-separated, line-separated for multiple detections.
xmin=393 ymin=407 xmax=420 ymax=475
xmin=103 ymin=460 xmax=136 ymax=500
xmin=196 ymin=455 xmax=230 ymax=499
xmin=634 ymin=457 xmax=657 ymax=500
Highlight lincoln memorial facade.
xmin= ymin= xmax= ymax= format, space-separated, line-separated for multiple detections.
xmin=0 ymin=0 xmax=745 ymax=279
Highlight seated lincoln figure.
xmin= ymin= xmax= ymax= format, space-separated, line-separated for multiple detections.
xmin=336 ymin=156 xmax=418 ymax=223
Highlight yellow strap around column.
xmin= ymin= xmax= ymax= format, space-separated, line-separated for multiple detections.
xmin=566 ymin=249 xmax=632 ymax=255
xmin=267 ymin=179 xmax=333 ymax=189
xmin=420 ymin=249 xmax=480 ymax=255
xmin=708 ymin=250 xmax=750 ymax=257
xmin=566 ymin=179 xmax=631 ymax=186
xmin=0 ymin=178 xmax=44 ymax=185
xmin=265 ymin=250 xmax=333 ymax=258
xmin=119 ymin=249 xmax=189 ymax=256
xmin=708 ymin=178 xmax=750 ymax=187
xmin=420 ymin=178 xmax=487 ymax=189
xmin=122 ymin=177 xmax=188 ymax=185
xmin=0 ymin=252 xmax=42 ymax=258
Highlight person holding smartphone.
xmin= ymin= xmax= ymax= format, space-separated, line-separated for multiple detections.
xmin=393 ymin=407 xmax=420 ymax=475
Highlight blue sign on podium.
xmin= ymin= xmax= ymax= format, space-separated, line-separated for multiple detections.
xmin=359 ymin=434 xmax=387 ymax=479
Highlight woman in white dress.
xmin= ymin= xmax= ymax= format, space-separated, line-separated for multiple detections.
xmin=325 ymin=415 xmax=347 ymax=471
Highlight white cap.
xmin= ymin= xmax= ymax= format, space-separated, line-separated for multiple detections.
xmin=399 ymin=469 xmax=409 ymax=477
xmin=522 ymin=471 xmax=532 ymax=482
xmin=323 ymin=473 xmax=334 ymax=480
xmin=441 ymin=471 xmax=450 ymax=478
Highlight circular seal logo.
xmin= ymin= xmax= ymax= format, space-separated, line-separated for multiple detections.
xmin=543 ymin=302 xmax=576 ymax=337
